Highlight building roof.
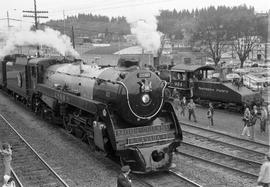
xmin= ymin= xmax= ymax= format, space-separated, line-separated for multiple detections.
xmin=114 ymin=46 xmax=152 ymax=55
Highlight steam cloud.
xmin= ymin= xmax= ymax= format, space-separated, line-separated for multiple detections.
xmin=127 ymin=13 xmax=162 ymax=54
xmin=0 ymin=28 xmax=79 ymax=58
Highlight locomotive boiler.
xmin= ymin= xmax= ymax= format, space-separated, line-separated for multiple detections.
xmin=43 ymin=58 xmax=166 ymax=126
xmin=0 ymin=54 xmax=182 ymax=173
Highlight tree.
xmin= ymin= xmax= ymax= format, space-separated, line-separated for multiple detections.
xmin=192 ymin=6 xmax=230 ymax=66
xmin=228 ymin=6 xmax=262 ymax=67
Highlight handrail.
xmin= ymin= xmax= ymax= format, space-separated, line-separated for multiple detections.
xmin=117 ymin=80 xmax=167 ymax=120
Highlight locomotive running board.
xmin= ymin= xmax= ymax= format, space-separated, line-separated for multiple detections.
xmin=36 ymin=84 xmax=106 ymax=114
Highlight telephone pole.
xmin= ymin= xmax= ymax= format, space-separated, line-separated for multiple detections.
xmin=7 ymin=11 xmax=10 ymax=29
xmin=0 ymin=11 xmax=22 ymax=30
xmin=71 ymin=26 xmax=75 ymax=49
xmin=63 ymin=10 xmax=66 ymax=35
xmin=23 ymin=0 xmax=48 ymax=56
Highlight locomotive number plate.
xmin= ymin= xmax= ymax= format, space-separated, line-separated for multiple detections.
xmin=115 ymin=124 xmax=171 ymax=136
xmin=137 ymin=72 xmax=151 ymax=78
xmin=127 ymin=132 xmax=175 ymax=146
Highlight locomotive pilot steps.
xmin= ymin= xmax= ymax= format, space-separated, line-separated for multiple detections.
xmin=0 ymin=54 xmax=182 ymax=173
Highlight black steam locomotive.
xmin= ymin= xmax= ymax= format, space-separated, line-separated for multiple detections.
xmin=0 ymin=54 xmax=182 ymax=173
xmin=160 ymin=64 xmax=262 ymax=111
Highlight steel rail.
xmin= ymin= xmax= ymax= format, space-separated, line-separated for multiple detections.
xmin=169 ymin=169 xmax=203 ymax=187
xmin=0 ymin=113 xmax=70 ymax=187
xmin=176 ymin=147 xmax=258 ymax=178
xmin=10 ymin=168 xmax=24 ymax=187
xmin=183 ymin=130 xmax=267 ymax=155
xmin=180 ymin=121 xmax=269 ymax=147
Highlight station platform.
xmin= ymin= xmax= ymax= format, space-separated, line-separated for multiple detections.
xmin=177 ymin=106 xmax=270 ymax=145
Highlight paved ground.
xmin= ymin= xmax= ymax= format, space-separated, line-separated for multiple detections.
xmin=177 ymin=105 xmax=270 ymax=145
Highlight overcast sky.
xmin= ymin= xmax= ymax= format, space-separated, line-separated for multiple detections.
xmin=0 ymin=0 xmax=269 ymax=29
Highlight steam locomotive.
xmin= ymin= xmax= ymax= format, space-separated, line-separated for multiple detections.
xmin=159 ymin=64 xmax=262 ymax=111
xmin=0 ymin=54 xmax=182 ymax=173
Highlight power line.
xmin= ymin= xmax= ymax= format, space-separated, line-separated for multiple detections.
xmin=49 ymin=0 xmax=140 ymax=14
xmin=23 ymin=0 xmax=48 ymax=30
xmin=22 ymin=0 xmax=49 ymax=56
xmin=0 ymin=11 xmax=22 ymax=30
xmin=48 ymin=0 xmax=178 ymax=16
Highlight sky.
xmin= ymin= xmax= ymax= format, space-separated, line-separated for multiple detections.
xmin=0 ymin=0 xmax=269 ymax=30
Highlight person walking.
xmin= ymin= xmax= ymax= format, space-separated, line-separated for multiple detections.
xmin=117 ymin=165 xmax=132 ymax=187
xmin=241 ymin=106 xmax=251 ymax=137
xmin=250 ymin=105 xmax=258 ymax=140
xmin=260 ymin=106 xmax=268 ymax=135
xmin=187 ymin=99 xmax=197 ymax=122
xmin=0 ymin=143 xmax=12 ymax=176
xmin=180 ymin=96 xmax=187 ymax=117
xmin=257 ymin=152 xmax=270 ymax=187
xmin=207 ymin=102 xmax=214 ymax=127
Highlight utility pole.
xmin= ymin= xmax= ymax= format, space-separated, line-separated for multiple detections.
xmin=6 ymin=11 xmax=10 ymax=29
xmin=71 ymin=26 xmax=75 ymax=49
xmin=23 ymin=0 xmax=48 ymax=56
xmin=63 ymin=10 xmax=65 ymax=35
xmin=0 ymin=11 xmax=22 ymax=30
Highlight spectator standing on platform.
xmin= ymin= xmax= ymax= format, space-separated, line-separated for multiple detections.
xmin=260 ymin=106 xmax=268 ymax=135
xmin=189 ymin=78 xmax=194 ymax=98
xmin=174 ymin=95 xmax=181 ymax=118
xmin=257 ymin=152 xmax=270 ymax=187
xmin=250 ymin=105 xmax=258 ymax=140
xmin=187 ymin=99 xmax=197 ymax=122
xmin=0 ymin=143 xmax=12 ymax=176
xmin=180 ymin=96 xmax=187 ymax=117
xmin=117 ymin=165 xmax=132 ymax=187
xmin=207 ymin=102 xmax=214 ymax=127
xmin=241 ymin=106 xmax=251 ymax=137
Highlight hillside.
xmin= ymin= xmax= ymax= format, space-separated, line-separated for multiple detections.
xmin=42 ymin=14 xmax=130 ymax=40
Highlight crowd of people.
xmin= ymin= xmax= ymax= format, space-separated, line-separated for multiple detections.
xmin=172 ymin=89 xmax=270 ymax=187
xmin=241 ymin=104 xmax=269 ymax=140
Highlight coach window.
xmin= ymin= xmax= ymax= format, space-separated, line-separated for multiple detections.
xmin=171 ymin=72 xmax=177 ymax=80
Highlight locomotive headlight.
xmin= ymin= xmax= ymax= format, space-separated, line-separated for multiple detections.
xmin=142 ymin=94 xmax=150 ymax=104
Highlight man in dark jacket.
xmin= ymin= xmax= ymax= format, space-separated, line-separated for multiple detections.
xmin=117 ymin=165 xmax=132 ymax=187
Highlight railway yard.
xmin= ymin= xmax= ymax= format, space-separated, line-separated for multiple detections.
xmin=0 ymin=89 xmax=268 ymax=187
xmin=0 ymin=2 xmax=269 ymax=187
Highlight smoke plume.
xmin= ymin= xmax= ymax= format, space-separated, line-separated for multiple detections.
xmin=0 ymin=28 xmax=79 ymax=58
xmin=127 ymin=13 xmax=162 ymax=54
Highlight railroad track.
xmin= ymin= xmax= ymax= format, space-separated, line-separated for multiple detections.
xmin=0 ymin=113 xmax=70 ymax=187
xmin=177 ymin=122 xmax=269 ymax=178
xmin=134 ymin=169 xmax=202 ymax=187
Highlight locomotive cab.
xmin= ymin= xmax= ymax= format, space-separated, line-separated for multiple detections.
xmin=169 ymin=64 xmax=215 ymax=98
